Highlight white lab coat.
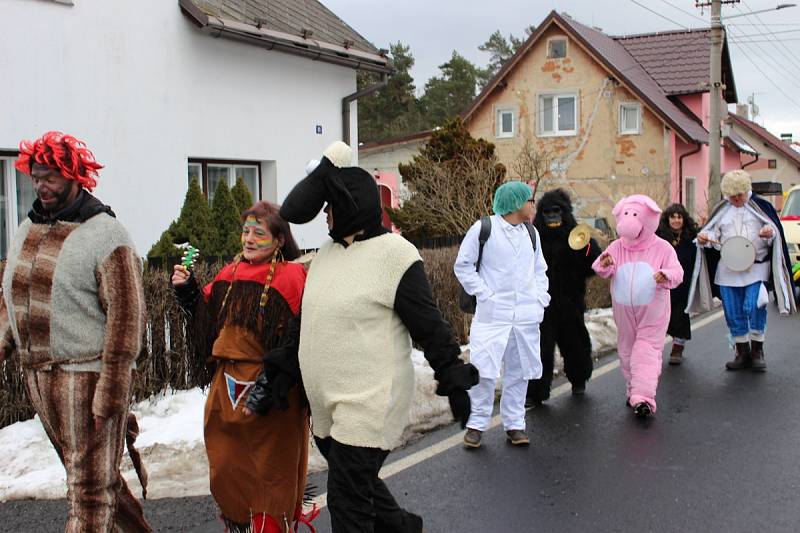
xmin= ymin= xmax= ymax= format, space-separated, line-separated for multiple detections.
xmin=454 ymin=215 xmax=550 ymax=380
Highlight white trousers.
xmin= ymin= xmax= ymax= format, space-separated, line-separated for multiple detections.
xmin=466 ymin=332 xmax=528 ymax=432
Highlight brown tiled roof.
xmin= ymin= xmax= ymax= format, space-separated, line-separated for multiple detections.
xmin=729 ymin=113 xmax=800 ymax=167
xmin=616 ymin=29 xmax=737 ymax=102
xmin=188 ymin=0 xmax=380 ymax=54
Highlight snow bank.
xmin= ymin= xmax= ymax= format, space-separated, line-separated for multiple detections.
xmin=0 ymin=310 xmax=617 ymax=501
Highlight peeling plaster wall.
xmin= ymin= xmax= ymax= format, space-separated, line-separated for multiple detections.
xmin=465 ymin=26 xmax=672 ymax=223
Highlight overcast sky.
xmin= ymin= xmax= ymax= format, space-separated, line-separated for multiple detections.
xmin=324 ymin=0 xmax=800 ymax=139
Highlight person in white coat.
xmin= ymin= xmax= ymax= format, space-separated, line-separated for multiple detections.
xmin=454 ymin=181 xmax=550 ymax=448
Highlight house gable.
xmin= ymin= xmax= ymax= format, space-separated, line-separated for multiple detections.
xmin=463 ymin=11 xmax=707 ymax=145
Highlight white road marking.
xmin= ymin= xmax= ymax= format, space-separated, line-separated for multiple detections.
xmin=309 ymin=309 xmax=724 ymax=510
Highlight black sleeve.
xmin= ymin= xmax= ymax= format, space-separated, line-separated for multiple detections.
xmin=245 ymin=313 xmax=303 ymax=415
xmin=394 ymin=261 xmax=479 ymax=395
xmin=173 ymin=274 xmax=201 ymax=316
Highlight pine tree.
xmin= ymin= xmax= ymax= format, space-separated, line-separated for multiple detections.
xmin=357 ymin=42 xmax=423 ymax=143
xmin=148 ymin=177 xmax=215 ymax=261
xmin=476 ymin=27 xmax=535 ymax=89
xmin=231 ymin=177 xmax=254 ymax=214
xmin=419 ymin=51 xmax=478 ymax=129
xmin=210 ymin=180 xmax=243 ymax=259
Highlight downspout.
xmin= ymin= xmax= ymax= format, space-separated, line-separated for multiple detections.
xmin=678 ymin=143 xmax=702 ymax=204
xmin=342 ymin=72 xmax=388 ymax=146
xmin=742 ymin=153 xmax=759 ymax=169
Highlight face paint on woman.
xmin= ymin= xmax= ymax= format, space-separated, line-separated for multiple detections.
xmin=241 ymin=216 xmax=278 ymax=263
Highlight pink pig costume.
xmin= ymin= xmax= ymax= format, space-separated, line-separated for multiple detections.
xmin=592 ymin=195 xmax=683 ymax=413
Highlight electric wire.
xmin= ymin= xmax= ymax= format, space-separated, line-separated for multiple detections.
xmin=657 ymin=0 xmax=709 ymax=24
xmin=736 ymin=1 xmax=800 ymax=72
xmin=729 ymin=39 xmax=800 ymax=110
xmin=627 ymin=0 xmax=690 ymax=29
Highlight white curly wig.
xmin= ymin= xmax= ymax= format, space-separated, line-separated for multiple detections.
xmin=721 ymin=169 xmax=752 ymax=197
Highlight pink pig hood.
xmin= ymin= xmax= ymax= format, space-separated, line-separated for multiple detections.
xmin=612 ymin=194 xmax=662 ymax=250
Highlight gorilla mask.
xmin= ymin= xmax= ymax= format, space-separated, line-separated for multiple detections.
xmin=541 ymin=205 xmax=563 ymax=228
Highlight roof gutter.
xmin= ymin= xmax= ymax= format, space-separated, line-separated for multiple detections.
xmin=179 ymin=0 xmax=393 ymax=75
xmin=342 ymin=73 xmax=389 ymax=145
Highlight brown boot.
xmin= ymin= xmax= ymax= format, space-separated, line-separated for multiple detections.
xmin=726 ymin=342 xmax=752 ymax=370
xmin=750 ymin=340 xmax=766 ymax=372
xmin=668 ymin=344 xmax=684 ymax=365
xmin=463 ymin=428 xmax=482 ymax=449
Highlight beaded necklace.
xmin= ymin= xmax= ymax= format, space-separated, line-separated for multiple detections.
xmin=218 ymin=249 xmax=279 ymax=318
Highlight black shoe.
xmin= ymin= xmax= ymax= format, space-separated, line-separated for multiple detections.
xmin=571 ymin=382 xmax=586 ymax=395
xmin=525 ymin=397 xmax=544 ymax=409
xmin=634 ymin=402 xmax=652 ymax=418
xmin=726 ymin=342 xmax=752 ymax=370
xmin=750 ymin=340 xmax=766 ymax=372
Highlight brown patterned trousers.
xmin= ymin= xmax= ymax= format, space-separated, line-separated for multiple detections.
xmin=23 ymin=367 xmax=151 ymax=533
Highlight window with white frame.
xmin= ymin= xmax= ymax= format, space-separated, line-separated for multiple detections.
xmin=188 ymin=159 xmax=260 ymax=204
xmin=547 ymin=38 xmax=567 ymax=59
xmin=539 ymin=93 xmax=578 ymax=136
xmin=495 ymin=108 xmax=516 ymax=138
xmin=619 ymin=103 xmax=642 ymax=134
xmin=0 ymin=155 xmax=37 ymax=259
xmin=685 ymin=176 xmax=696 ymax=217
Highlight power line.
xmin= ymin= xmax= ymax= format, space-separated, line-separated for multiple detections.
xmin=658 ymin=0 xmax=708 ymax=23
xmin=627 ymin=0 xmax=690 ymax=29
xmin=737 ymin=1 xmax=800 ymax=73
xmin=726 ymin=27 xmax=800 ymax=89
xmin=729 ymin=39 xmax=800 ymax=110
xmin=730 ymin=28 xmax=800 ymax=38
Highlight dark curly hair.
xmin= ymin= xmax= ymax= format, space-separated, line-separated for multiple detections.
xmin=656 ymin=203 xmax=698 ymax=243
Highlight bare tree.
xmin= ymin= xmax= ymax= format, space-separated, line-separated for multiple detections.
xmin=511 ymin=136 xmax=552 ymax=197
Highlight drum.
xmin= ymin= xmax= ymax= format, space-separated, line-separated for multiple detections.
xmin=720 ymin=236 xmax=756 ymax=272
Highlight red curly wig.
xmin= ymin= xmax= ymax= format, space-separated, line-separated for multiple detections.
xmin=15 ymin=131 xmax=103 ymax=192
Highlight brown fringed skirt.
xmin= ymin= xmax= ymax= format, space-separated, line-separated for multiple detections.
xmin=204 ymin=358 xmax=309 ymax=532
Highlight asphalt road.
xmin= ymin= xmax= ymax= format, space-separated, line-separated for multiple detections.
xmin=3 ymin=306 xmax=799 ymax=532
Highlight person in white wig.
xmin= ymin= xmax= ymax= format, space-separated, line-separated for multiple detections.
xmin=687 ymin=169 xmax=796 ymax=371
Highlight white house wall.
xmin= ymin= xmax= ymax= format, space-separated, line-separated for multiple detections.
xmin=0 ymin=0 xmax=359 ymax=252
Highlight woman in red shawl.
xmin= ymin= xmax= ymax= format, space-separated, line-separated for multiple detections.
xmin=172 ymin=201 xmax=315 ymax=533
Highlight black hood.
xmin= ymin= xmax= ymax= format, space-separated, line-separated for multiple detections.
xmin=29 ymin=189 xmax=115 ymax=224
xmin=280 ymin=156 xmax=382 ymax=240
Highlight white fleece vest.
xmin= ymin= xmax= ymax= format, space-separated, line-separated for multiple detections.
xmin=299 ymin=233 xmax=421 ymax=450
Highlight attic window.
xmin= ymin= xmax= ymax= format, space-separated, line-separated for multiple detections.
xmin=768 ymin=159 xmax=777 ymax=169
xmin=548 ymin=39 xmax=567 ymax=59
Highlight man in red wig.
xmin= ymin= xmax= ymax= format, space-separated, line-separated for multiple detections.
xmin=0 ymin=131 xmax=151 ymax=532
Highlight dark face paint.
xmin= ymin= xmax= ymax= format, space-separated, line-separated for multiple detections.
xmin=542 ymin=205 xmax=563 ymax=228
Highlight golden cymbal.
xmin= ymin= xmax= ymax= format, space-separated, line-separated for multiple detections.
xmin=568 ymin=223 xmax=592 ymax=250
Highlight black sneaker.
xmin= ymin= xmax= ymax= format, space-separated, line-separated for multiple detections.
xmin=634 ymin=402 xmax=652 ymax=418
xmin=571 ymin=382 xmax=586 ymax=395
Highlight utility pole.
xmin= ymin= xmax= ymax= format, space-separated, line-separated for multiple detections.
xmin=697 ymin=0 xmax=738 ymax=213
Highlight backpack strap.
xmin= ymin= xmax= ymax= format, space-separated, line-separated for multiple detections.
xmin=475 ymin=216 xmax=492 ymax=272
xmin=523 ymin=222 xmax=538 ymax=252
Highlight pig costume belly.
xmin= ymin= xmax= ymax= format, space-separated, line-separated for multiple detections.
xmin=593 ymin=195 xmax=683 ymax=413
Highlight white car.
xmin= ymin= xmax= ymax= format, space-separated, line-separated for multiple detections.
xmin=781 ymin=184 xmax=800 ymax=265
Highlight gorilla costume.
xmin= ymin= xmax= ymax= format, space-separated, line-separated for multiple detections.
xmin=526 ymin=189 xmax=602 ymax=405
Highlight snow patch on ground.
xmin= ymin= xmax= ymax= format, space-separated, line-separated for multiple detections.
xmin=0 ymin=311 xmax=617 ymax=502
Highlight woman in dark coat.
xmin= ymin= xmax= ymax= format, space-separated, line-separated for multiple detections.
xmin=656 ymin=203 xmax=698 ymax=365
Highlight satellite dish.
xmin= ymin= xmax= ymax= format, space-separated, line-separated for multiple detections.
xmin=752 ymin=103 xmax=759 ymax=118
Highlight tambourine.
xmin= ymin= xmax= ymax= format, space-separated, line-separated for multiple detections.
xmin=720 ymin=236 xmax=755 ymax=272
